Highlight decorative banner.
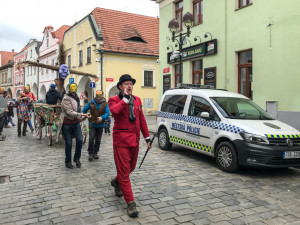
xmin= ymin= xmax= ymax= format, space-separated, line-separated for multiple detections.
xmin=204 ymin=67 xmax=216 ymax=88
xmin=167 ymin=39 xmax=218 ymax=64
xmin=79 ymin=92 xmax=88 ymax=100
xmin=163 ymin=67 xmax=170 ymax=73
xmin=106 ymin=78 xmax=114 ymax=82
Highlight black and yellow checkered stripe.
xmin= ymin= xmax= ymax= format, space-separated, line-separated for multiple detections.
xmin=169 ymin=135 xmax=214 ymax=153
xmin=265 ymin=134 xmax=300 ymax=138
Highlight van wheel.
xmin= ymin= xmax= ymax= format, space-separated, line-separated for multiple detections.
xmin=216 ymin=141 xmax=239 ymax=173
xmin=158 ymin=128 xmax=172 ymax=150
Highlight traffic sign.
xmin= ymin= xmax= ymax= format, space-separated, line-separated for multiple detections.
xmin=89 ymin=82 xmax=96 ymax=88
xmin=79 ymin=92 xmax=88 ymax=100
xmin=106 ymin=78 xmax=114 ymax=82
xmin=69 ymin=78 xmax=74 ymax=84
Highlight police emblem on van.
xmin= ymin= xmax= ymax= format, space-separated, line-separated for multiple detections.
xmin=286 ymin=139 xmax=293 ymax=147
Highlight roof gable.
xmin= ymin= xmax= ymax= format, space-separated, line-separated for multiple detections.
xmin=0 ymin=51 xmax=16 ymax=66
xmin=92 ymin=7 xmax=159 ymax=56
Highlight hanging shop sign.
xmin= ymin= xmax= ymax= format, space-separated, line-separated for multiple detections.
xmin=204 ymin=67 xmax=216 ymax=88
xmin=167 ymin=39 xmax=218 ymax=64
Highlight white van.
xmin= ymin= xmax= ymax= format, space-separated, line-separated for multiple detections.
xmin=156 ymin=85 xmax=300 ymax=172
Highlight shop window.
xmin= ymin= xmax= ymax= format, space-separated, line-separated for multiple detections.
xmin=192 ymin=59 xmax=203 ymax=84
xmin=175 ymin=1 xmax=183 ymax=31
xmin=239 ymin=0 xmax=253 ymax=8
xmin=79 ymin=50 xmax=83 ymax=66
xmin=175 ymin=63 xmax=182 ymax=87
xmin=238 ymin=50 xmax=252 ymax=98
xmin=161 ymin=95 xmax=187 ymax=114
xmin=144 ymin=70 xmax=153 ymax=87
xmin=193 ymin=0 xmax=203 ymax=25
xmin=87 ymin=47 xmax=91 ymax=64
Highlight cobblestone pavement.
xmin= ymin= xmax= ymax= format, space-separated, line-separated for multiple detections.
xmin=0 ymin=116 xmax=300 ymax=225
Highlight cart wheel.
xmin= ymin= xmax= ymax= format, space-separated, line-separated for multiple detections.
xmin=82 ymin=123 xmax=88 ymax=144
xmin=34 ymin=114 xmax=42 ymax=140
xmin=48 ymin=125 xmax=53 ymax=146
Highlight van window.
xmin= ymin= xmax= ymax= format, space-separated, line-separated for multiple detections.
xmin=188 ymin=96 xmax=220 ymax=120
xmin=161 ymin=95 xmax=187 ymax=114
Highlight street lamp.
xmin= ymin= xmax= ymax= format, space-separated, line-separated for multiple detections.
xmin=168 ymin=12 xmax=194 ymax=86
xmin=93 ymin=41 xmax=104 ymax=92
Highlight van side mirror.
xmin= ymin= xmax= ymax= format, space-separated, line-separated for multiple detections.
xmin=200 ymin=112 xmax=211 ymax=119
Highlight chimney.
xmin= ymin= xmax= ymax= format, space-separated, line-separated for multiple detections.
xmin=12 ymin=49 xmax=14 ymax=52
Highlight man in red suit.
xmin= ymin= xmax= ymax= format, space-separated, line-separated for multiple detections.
xmin=108 ymin=74 xmax=152 ymax=217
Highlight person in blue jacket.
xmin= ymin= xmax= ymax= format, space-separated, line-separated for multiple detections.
xmin=82 ymin=90 xmax=110 ymax=161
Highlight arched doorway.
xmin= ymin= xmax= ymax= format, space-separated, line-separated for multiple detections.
xmin=108 ymin=85 xmax=119 ymax=98
xmin=39 ymin=85 xmax=46 ymax=100
xmin=32 ymin=83 xmax=38 ymax=98
xmin=16 ymin=89 xmax=21 ymax=98
xmin=7 ymin=88 xmax=12 ymax=99
xmin=78 ymin=76 xmax=92 ymax=106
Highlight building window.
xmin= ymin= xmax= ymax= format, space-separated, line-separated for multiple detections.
xmin=46 ymin=60 xmax=48 ymax=74
xmin=192 ymin=59 xmax=203 ymax=84
xmin=144 ymin=71 xmax=153 ymax=87
xmin=239 ymin=0 xmax=253 ymax=8
xmin=30 ymin=50 xmax=32 ymax=58
xmin=68 ymin=55 xmax=71 ymax=68
xmin=87 ymin=47 xmax=91 ymax=64
xmin=193 ymin=0 xmax=203 ymax=25
xmin=175 ymin=63 xmax=182 ymax=87
xmin=238 ymin=50 xmax=252 ymax=98
xmin=175 ymin=1 xmax=183 ymax=31
xmin=79 ymin=50 xmax=83 ymax=66
xmin=46 ymin=32 xmax=49 ymax=48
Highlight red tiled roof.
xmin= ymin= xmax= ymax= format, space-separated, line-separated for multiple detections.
xmin=53 ymin=25 xmax=71 ymax=44
xmin=0 ymin=51 xmax=16 ymax=66
xmin=92 ymin=7 xmax=159 ymax=56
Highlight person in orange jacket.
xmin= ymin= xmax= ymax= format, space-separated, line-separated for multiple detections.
xmin=24 ymin=85 xmax=36 ymax=132
xmin=108 ymin=74 xmax=152 ymax=217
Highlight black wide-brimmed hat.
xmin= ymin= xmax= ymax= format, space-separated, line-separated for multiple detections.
xmin=117 ymin=74 xmax=136 ymax=90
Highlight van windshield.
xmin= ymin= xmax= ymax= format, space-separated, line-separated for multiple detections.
xmin=210 ymin=97 xmax=274 ymax=120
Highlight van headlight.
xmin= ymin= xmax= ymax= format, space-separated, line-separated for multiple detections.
xmin=240 ymin=132 xmax=269 ymax=145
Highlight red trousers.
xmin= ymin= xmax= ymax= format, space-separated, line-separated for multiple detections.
xmin=113 ymin=146 xmax=139 ymax=203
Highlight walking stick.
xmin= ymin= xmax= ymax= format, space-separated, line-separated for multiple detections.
xmin=139 ymin=132 xmax=157 ymax=169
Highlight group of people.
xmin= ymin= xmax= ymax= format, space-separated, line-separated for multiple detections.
xmin=0 ymin=74 xmax=151 ymax=217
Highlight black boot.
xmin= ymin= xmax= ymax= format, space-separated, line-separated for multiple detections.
xmin=74 ymin=158 xmax=81 ymax=168
xmin=65 ymin=163 xmax=74 ymax=169
xmin=22 ymin=121 xmax=28 ymax=136
xmin=93 ymin=152 xmax=99 ymax=159
xmin=127 ymin=201 xmax=139 ymax=218
xmin=88 ymin=154 xmax=94 ymax=161
xmin=110 ymin=177 xmax=123 ymax=197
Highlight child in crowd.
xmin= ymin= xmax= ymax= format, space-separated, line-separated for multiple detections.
xmin=7 ymin=102 xmax=16 ymax=127
xmin=104 ymin=116 xmax=111 ymax=135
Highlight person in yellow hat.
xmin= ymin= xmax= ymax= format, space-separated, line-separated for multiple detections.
xmin=82 ymin=90 xmax=110 ymax=161
xmin=56 ymin=83 xmax=89 ymax=169
xmin=24 ymin=85 xmax=36 ymax=132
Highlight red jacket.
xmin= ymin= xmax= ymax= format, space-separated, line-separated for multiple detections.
xmin=108 ymin=94 xmax=150 ymax=147
xmin=24 ymin=92 xmax=37 ymax=101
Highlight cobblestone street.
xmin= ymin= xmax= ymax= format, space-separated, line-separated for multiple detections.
xmin=0 ymin=116 xmax=300 ymax=225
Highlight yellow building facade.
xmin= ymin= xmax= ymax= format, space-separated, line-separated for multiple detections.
xmin=62 ymin=8 xmax=159 ymax=113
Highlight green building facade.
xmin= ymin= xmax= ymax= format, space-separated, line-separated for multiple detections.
xmin=156 ymin=0 xmax=300 ymax=130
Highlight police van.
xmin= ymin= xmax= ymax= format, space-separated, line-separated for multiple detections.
xmin=156 ymin=84 xmax=300 ymax=172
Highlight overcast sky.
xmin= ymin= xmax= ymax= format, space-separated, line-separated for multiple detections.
xmin=0 ymin=0 xmax=158 ymax=52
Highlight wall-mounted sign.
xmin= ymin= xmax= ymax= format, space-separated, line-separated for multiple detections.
xmin=69 ymin=78 xmax=74 ymax=84
xmin=167 ymin=39 xmax=218 ymax=64
xmin=89 ymin=82 xmax=95 ymax=88
xmin=143 ymin=98 xmax=153 ymax=109
xmin=163 ymin=74 xmax=171 ymax=93
xmin=79 ymin=92 xmax=88 ymax=100
xmin=106 ymin=78 xmax=114 ymax=82
xmin=204 ymin=67 xmax=216 ymax=88
xmin=163 ymin=67 xmax=170 ymax=73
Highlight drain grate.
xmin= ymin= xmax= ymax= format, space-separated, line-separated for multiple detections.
xmin=0 ymin=175 xmax=10 ymax=184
